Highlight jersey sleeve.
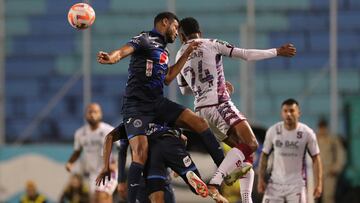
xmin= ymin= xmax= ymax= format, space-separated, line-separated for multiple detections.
xmin=212 ymin=39 xmax=235 ymax=57
xmin=176 ymin=74 xmax=193 ymax=95
xmin=126 ymin=32 xmax=149 ymax=51
xmin=74 ymin=130 xmax=82 ymax=151
xmin=307 ymin=128 xmax=320 ymax=156
xmin=262 ymin=127 xmax=274 ymax=155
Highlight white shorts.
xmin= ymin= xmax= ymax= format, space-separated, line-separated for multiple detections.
xmin=262 ymin=182 xmax=306 ymax=203
xmin=89 ymin=171 xmax=118 ymax=195
xmin=196 ymin=101 xmax=246 ymax=142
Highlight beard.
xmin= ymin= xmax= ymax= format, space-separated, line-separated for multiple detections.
xmin=165 ymin=29 xmax=175 ymax=43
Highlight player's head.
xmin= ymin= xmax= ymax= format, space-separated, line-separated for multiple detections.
xmin=25 ymin=180 xmax=38 ymax=198
xmin=154 ymin=12 xmax=179 ymax=43
xmin=281 ymin=98 xmax=301 ymax=128
xmin=85 ymin=102 xmax=103 ymax=127
xmin=179 ymin=17 xmax=201 ymax=42
xmin=317 ymin=118 xmax=328 ymax=135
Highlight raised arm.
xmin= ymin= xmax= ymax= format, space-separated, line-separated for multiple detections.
xmin=231 ymin=43 xmax=296 ymax=61
xmin=215 ymin=40 xmax=296 ymax=61
xmin=165 ymin=41 xmax=201 ymax=85
xmin=257 ymin=152 xmax=269 ymax=193
xmin=97 ymin=44 xmax=135 ymax=64
xmin=312 ymin=154 xmax=323 ymax=199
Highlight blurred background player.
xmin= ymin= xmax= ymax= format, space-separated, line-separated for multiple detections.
xmin=176 ymin=17 xmax=296 ymax=202
xmin=20 ymin=180 xmax=47 ymax=203
xmin=316 ymin=118 xmax=346 ymax=203
xmin=65 ymin=103 xmax=117 ymax=203
xmin=96 ymin=123 xmax=229 ymax=203
xmin=60 ymin=173 xmax=90 ymax=203
xmin=257 ymin=98 xmax=323 ymax=203
xmin=97 ymin=11 xmax=225 ymax=203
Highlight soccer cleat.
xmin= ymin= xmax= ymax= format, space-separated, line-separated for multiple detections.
xmin=208 ymin=185 xmax=229 ymax=203
xmin=186 ymin=171 xmax=208 ymax=198
xmin=223 ymin=162 xmax=252 ymax=186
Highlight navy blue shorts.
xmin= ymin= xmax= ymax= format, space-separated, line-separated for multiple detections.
xmin=144 ymin=135 xmax=201 ymax=195
xmin=123 ymin=97 xmax=186 ymax=139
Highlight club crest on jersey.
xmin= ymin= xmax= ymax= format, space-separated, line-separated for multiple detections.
xmin=133 ymin=119 xmax=143 ymax=128
xmin=183 ymin=155 xmax=192 ymax=167
xmin=159 ymin=52 xmax=168 ymax=64
xmin=297 ymin=131 xmax=303 ymax=139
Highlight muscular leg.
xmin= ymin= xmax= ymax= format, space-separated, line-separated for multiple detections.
xmin=128 ymin=135 xmax=148 ymax=203
xmin=225 ymin=120 xmax=259 ymax=156
xmin=209 ymin=121 xmax=258 ymax=188
xmin=176 ymin=108 xmax=224 ymax=166
xmin=149 ymin=191 xmax=165 ymax=203
xmin=95 ymin=191 xmax=112 ymax=203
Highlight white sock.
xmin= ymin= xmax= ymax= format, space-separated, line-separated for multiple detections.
xmin=239 ymin=168 xmax=254 ymax=203
xmin=209 ymin=147 xmax=245 ymax=185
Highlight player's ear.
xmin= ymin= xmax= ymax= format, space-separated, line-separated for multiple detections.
xmin=162 ymin=18 xmax=169 ymax=27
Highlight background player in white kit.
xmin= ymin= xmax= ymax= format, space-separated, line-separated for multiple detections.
xmin=176 ymin=17 xmax=296 ymax=202
xmin=257 ymin=98 xmax=323 ymax=203
xmin=65 ymin=103 xmax=118 ymax=203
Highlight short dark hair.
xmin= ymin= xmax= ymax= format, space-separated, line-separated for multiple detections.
xmin=179 ymin=17 xmax=201 ymax=36
xmin=154 ymin=12 xmax=179 ymax=26
xmin=318 ymin=118 xmax=328 ymax=127
xmin=281 ymin=98 xmax=299 ymax=107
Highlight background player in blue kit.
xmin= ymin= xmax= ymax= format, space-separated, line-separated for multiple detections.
xmin=97 ymin=12 xmax=225 ymax=203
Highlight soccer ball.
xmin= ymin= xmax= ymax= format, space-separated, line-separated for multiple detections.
xmin=67 ymin=3 xmax=96 ymax=29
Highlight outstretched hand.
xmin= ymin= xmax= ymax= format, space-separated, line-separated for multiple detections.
xmin=277 ymin=43 xmax=296 ymax=57
xmin=97 ymin=51 xmax=112 ymax=64
xmin=95 ymin=167 xmax=111 ymax=186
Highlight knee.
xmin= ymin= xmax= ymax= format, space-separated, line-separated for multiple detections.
xmin=248 ymin=140 xmax=259 ymax=152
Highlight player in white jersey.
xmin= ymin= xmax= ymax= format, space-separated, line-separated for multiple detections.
xmin=65 ymin=103 xmax=118 ymax=203
xmin=175 ymin=17 xmax=296 ymax=202
xmin=257 ymin=98 xmax=323 ymax=203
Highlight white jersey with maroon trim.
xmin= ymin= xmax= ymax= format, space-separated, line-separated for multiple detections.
xmin=262 ymin=121 xmax=320 ymax=185
xmin=176 ymin=38 xmax=233 ymax=109
xmin=73 ymin=122 xmax=114 ymax=174
xmin=176 ymin=38 xmax=277 ymax=109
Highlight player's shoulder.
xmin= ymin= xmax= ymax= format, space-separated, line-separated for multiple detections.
xmin=74 ymin=125 xmax=86 ymax=137
xmin=268 ymin=121 xmax=283 ymax=132
xmin=297 ymin=122 xmax=314 ymax=133
xmin=207 ymin=38 xmax=234 ymax=47
xmin=100 ymin=122 xmax=114 ymax=130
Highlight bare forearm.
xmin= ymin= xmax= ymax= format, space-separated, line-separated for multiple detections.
xmin=258 ymin=153 xmax=268 ymax=181
xmin=67 ymin=150 xmax=81 ymax=163
xmin=313 ymin=155 xmax=323 ymax=188
xmin=103 ymin=133 xmax=115 ymax=169
xmin=165 ymin=52 xmax=190 ymax=85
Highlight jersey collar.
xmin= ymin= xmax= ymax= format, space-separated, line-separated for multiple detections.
xmin=150 ymin=28 xmax=166 ymax=43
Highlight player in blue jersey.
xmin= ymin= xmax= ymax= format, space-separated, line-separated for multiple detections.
xmin=96 ymin=123 xmax=229 ymax=203
xmin=97 ymin=12 xmax=225 ymax=203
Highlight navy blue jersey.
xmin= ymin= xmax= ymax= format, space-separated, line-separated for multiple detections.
xmin=123 ymin=29 xmax=170 ymax=115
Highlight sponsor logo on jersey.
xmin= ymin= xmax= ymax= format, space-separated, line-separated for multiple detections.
xmin=159 ymin=52 xmax=168 ymax=64
xmin=275 ymin=140 xmax=283 ymax=148
xmin=183 ymin=155 xmax=192 ymax=167
xmin=146 ymin=59 xmax=153 ymax=77
xmin=285 ymin=141 xmax=299 ymax=149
